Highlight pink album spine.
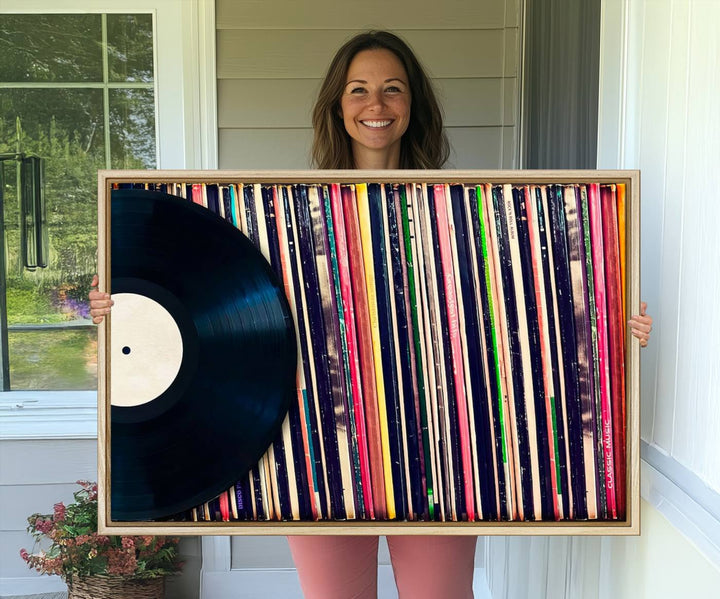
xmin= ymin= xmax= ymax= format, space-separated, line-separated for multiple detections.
xmin=591 ymin=184 xmax=617 ymax=519
xmin=342 ymin=186 xmax=387 ymax=519
xmin=433 ymin=184 xmax=475 ymax=521
xmin=191 ymin=183 xmax=204 ymax=206
xmin=590 ymin=185 xmax=625 ymax=518
xmin=330 ymin=183 xmax=374 ymax=519
xmin=219 ymin=490 xmax=230 ymax=522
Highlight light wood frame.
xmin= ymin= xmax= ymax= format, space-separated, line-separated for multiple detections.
xmin=97 ymin=169 xmax=640 ymax=536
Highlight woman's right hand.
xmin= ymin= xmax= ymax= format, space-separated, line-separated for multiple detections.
xmin=89 ymin=274 xmax=114 ymax=324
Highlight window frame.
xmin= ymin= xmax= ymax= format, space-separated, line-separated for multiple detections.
xmin=0 ymin=0 xmax=217 ymax=440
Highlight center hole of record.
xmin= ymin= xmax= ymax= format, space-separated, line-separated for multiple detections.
xmin=122 ymin=346 xmax=131 ymax=355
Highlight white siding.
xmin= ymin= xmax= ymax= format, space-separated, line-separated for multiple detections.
xmin=0 ymin=440 xmax=96 ymax=583
xmin=216 ymin=0 xmax=521 ymax=170
xmin=597 ymin=0 xmax=720 ymax=490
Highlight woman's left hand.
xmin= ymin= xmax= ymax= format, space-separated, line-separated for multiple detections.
xmin=628 ymin=301 xmax=652 ymax=348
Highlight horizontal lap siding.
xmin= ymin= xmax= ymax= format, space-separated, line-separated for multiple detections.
xmin=0 ymin=439 xmax=96 ymax=579
xmin=216 ymin=0 xmax=521 ymax=170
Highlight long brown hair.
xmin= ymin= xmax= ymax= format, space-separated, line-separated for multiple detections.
xmin=311 ymin=31 xmax=449 ymax=170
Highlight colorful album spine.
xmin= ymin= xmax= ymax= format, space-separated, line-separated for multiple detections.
xmin=580 ymin=185 xmax=607 ymax=518
xmin=451 ymin=184 xmax=494 ymax=519
xmin=368 ymin=183 xmax=408 ymax=519
xmin=385 ymin=184 xmax=423 ymax=519
xmin=310 ymin=184 xmax=357 ymax=519
xmin=415 ymin=183 xmax=454 ymax=520
xmin=617 ymin=184 xmax=627 ymax=328
xmin=588 ymin=183 xmax=617 ymax=518
xmin=207 ymin=184 xmax=220 ymax=216
xmin=379 ymin=184 xmax=412 ymax=519
xmin=341 ymin=184 xmax=388 ymax=519
xmin=320 ymin=184 xmax=363 ymax=519
xmin=290 ymin=185 xmax=331 ymax=519
xmin=429 ymin=184 xmax=465 ymax=520
xmin=229 ymin=184 xmax=241 ymax=228
xmin=329 ymin=183 xmax=374 ymax=519
xmin=294 ymin=184 xmax=344 ymax=518
xmin=601 ymin=184 xmax=626 ymax=518
xmin=191 ymin=183 xmax=204 ymax=206
xmin=408 ymin=183 xmax=445 ymax=520
xmin=397 ymin=184 xmax=433 ymax=519
xmin=355 ymin=183 xmax=397 ymax=519
xmin=285 ymin=185 xmax=326 ymax=520
xmin=470 ymin=185 xmax=507 ymax=519
xmin=500 ymin=183 xmax=541 ymax=519
xmin=524 ymin=185 xmax=562 ymax=519
xmin=563 ymin=185 xmax=598 ymax=519
xmin=274 ymin=185 xmax=312 ymax=520
xmin=514 ymin=185 xmax=556 ymax=519
xmin=483 ymin=184 xmax=519 ymax=520
xmin=534 ymin=185 xmax=571 ymax=519
xmin=260 ymin=186 xmax=294 ymax=520
xmin=548 ymin=184 xmax=586 ymax=519
xmin=448 ymin=184 xmax=485 ymax=520
xmin=433 ymin=184 xmax=475 ymax=520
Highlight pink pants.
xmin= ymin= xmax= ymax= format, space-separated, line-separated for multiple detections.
xmin=287 ymin=535 xmax=477 ymax=599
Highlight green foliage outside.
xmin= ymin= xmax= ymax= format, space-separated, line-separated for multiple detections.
xmin=0 ymin=13 xmax=155 ymax=389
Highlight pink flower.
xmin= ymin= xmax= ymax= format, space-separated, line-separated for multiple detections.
xmin=19 ymin=548 xmax=29 ymax=562
xmin=121 ymin=537 xmax=135 ymax=549
xmin=53 ymin=502 xmax=66 ymax=521
xmin=34 ymin=518 xmax=53 ymax=534
xmin=107 ymin=548 xmax=137 ymax=576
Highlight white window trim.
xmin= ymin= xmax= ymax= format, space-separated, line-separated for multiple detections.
xmin=642 ymin=442 xmax=720 ymax=568
xmin=0 ymin=0 xmax=217 ymax=439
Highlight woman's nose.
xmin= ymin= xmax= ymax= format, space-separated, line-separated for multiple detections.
xmin=366 ymin=89 xmax=385 ymax=110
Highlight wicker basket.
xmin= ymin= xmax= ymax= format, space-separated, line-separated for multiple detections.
xmin=67 ymin=575 xmax=165 ymax=599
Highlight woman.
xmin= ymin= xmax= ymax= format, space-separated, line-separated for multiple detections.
xmin=90 ymin=30 xmax=653 ymax=598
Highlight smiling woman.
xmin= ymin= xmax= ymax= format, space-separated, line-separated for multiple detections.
xmin=310 ymin=30 xmax=449 ymax=170
xmin=339 ymin=48 xmax=412 ymax=169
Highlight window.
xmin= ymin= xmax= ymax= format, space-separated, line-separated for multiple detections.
xmin=0 ymin=13 xmax=156 ymax=391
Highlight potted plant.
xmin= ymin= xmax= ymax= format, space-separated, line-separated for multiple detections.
xmin=20 ymin=480 xmax=183 ymax=599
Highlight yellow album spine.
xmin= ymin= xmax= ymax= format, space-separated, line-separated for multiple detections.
xmin=355 ymin=183 xmax=396 ymax=519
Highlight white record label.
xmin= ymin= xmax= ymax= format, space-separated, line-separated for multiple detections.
xmin=110 ymin=292 xmax=184 ymax=407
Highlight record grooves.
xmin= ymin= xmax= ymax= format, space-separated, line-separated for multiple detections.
xmin=110 ymin=189 xmax=297 ymax=521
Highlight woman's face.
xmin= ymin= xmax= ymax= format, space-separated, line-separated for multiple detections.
xmin=340 ymin=48 xmax=411 ymax=169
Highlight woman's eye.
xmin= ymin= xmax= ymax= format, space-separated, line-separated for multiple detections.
xmin=349 ymin=86 xmax=367 ymax=94
xmin=385 ymin=86 xmax=402 ymax=93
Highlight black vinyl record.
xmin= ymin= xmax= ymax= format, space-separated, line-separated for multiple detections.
xmin=110 ymin=188 xmax=297 ymax=521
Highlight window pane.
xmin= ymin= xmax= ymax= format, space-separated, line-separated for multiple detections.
xmin=8 ymin=328 xmax=97 ymax=390
xmin=110 ymin=89 xmax=157 ymax=168
xmin=0 ymin=89 xmax=106 ymax=161
xmin=0 ymin=14 xmax=102 ymax=82
xmin=1 ymin=88 xmax=103 ymax=390
xmin=1 ymin=13 xmax=157 ymax=391
xmin=107 ymin=14 xmax=154 ymax=83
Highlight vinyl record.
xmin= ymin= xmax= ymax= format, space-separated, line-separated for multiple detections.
xmin=110 ymin=188 xmax=297 ymax=521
